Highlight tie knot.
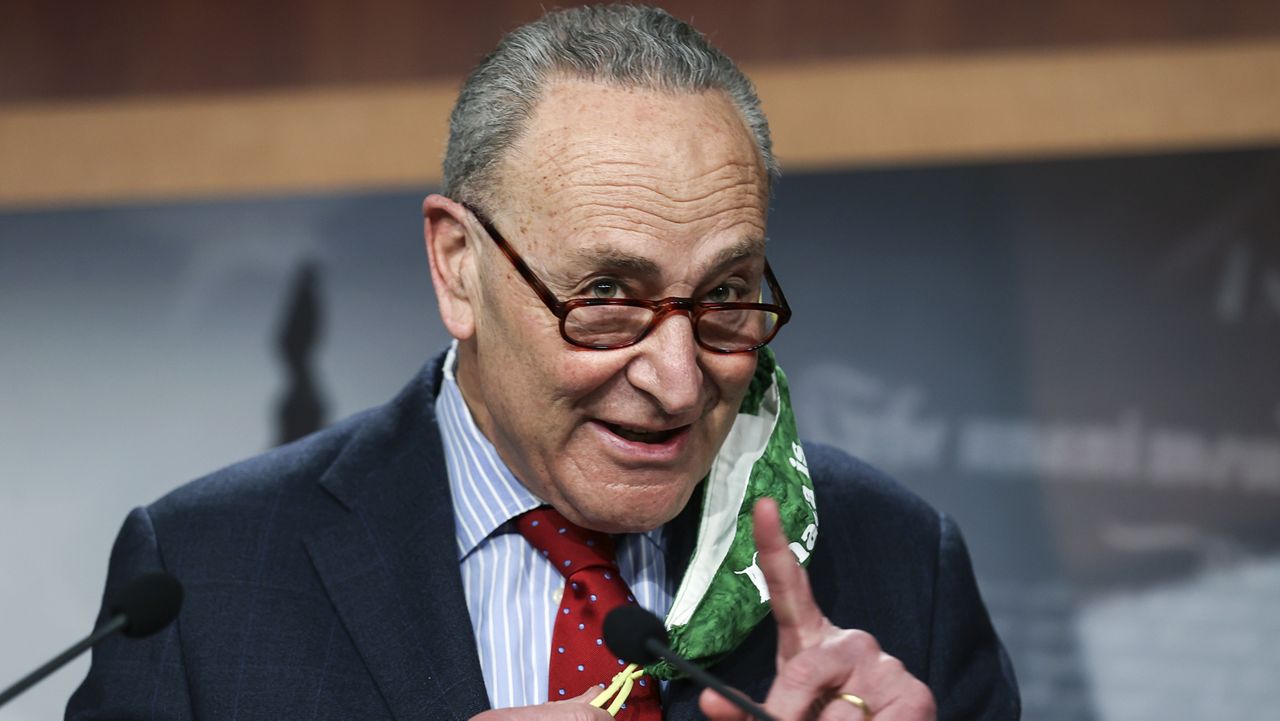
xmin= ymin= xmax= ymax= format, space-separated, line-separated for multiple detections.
xmin=516 ymin=506 xmax=617 ymax=577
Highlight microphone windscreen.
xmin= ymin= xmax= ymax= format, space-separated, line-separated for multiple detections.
xmin=604 ymin=605 xmax=668 ymax=665
xmin=109 ymin=573 xmax=184 ymax=638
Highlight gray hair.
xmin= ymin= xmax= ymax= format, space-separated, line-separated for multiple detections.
xmin=442 ymin=4 xmax=778 ymax=211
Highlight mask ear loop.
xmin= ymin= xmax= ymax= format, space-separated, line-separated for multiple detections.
xmin=589 ymin=664 xmax=646 ymax=716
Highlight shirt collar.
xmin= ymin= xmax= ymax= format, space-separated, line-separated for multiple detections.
xmin=437 ymin=342 xmax=542 ymax=560
xmin=435 ymin=341 xmax=669 ymax=562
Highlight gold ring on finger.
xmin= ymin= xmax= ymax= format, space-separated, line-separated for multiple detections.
xmin=836 ymin=692 xmax=871 ymax=718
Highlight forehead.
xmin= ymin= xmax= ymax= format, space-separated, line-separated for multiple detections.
xmin=495 ymin=77 xmax=768 ymax=265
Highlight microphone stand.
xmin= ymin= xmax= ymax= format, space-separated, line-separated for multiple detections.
xmin=643 ymin=637 xmax=778 ymax=721
xmin=0 ymin=614 xmax=128 ymax=709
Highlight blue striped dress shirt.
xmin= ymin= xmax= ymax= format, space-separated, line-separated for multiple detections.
xmin=435 ymin=344 xmax=674 ymax=709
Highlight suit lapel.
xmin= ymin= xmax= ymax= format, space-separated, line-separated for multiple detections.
xmin=662 ymin=484 xmax=776 ymax=719
xmin=662 ymin=621 xmax=778 ymax=721
xmin=304 ymin=359 xmax=491 ymax=721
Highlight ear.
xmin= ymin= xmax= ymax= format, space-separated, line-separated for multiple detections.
xmin=423 ymin=193 xmax=479 ymax=340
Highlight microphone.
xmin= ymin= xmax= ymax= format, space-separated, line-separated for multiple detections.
xmin=604 ymin=605 xmax=778 ymax=721
xmin=0 ymin=572 xmax=183 ymax=709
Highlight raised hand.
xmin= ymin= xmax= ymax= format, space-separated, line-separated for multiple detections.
xmin=699 ymin=499 xmax=936 ymax=721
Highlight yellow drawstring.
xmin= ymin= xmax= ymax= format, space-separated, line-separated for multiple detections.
xmin=589 ymin=663 xmax=646 ymax=716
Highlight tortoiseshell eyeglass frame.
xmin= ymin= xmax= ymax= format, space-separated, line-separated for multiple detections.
xmin=463 ymin=204 xmax=792 ymax=354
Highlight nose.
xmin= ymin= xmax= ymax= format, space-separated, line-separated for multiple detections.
xmin=625 ymin=311 xmax=704 ymax=417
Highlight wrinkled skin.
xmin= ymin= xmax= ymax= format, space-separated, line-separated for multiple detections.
xmin=426 ymin=78 xmax=766 ymax=535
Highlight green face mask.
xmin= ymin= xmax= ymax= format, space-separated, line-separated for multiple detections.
xmin=651 ymin=347 xmax=817 ymax=679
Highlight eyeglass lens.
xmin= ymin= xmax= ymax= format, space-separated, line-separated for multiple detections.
xmin=564 ymin=305 xmax=779 ymax=351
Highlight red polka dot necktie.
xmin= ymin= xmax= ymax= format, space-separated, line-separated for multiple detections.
xmin=515 ymin=506 xmax=663 ymax=720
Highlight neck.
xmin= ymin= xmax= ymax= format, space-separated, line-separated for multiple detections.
xmin=452 ymin=340 xmax=493 ymax=441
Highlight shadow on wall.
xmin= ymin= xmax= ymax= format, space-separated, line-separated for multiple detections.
xmin=274 ymin=260 xmax=328 ymax=446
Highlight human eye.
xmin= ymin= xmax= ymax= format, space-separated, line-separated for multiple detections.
xmin=704 ymin=278 xmax=751 ymax=303
xmin=584 ymin=277 xmax=625 ymax=299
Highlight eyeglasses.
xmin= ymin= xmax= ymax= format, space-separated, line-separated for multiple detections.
xmin=465 ymin=205 xmax=791 ymax=353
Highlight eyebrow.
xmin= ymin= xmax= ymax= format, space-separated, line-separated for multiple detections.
xmin=564 ymin=235 xmax=766 ymax=279
xmin=566 ymin=246 xmax=661 ymax=277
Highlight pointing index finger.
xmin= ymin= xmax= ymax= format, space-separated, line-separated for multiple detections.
xmin=753 ymin=497 xmax=826 ymax=653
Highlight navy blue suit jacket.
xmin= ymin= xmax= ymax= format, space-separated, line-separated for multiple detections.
xmin=67 ymin=356 xmax=1018 ymax=720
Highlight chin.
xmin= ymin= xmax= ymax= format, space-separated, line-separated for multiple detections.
xmin=562 ymin=467 xmax=701 ymax=534
xmin=575 ymin=507 xmax=682 ymax=535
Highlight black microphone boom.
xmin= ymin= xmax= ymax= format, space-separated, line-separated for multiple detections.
xmin=604 ymin=605 xmax=778 ymax=721
xmin=0 ymin=572 xmax=183 ymax=710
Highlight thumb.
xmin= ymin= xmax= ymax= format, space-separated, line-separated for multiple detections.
xmin=698 ymin=686 xmax=752 ymax=721
xmin=559 ymin=688 xmax=614 ymax=719
xmin=471 ymin=695 xmax=612 ymax=721
xmin=565 ymin=687 xmax=606 ymax=703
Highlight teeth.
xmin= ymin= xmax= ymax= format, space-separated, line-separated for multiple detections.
xmin=607 ymin=423 xmax=676 ymax=443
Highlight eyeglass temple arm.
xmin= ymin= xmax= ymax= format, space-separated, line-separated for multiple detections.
xmin=466 ymin=205 xmax=568 ymax=317
xmin=764 ymin=263 xmax=791 ymax=318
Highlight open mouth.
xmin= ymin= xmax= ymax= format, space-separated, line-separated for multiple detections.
xmin=602 ymin=422 xmax=685 ymax=445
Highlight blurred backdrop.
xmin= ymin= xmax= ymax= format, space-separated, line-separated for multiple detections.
xmin=2 ymin=2 xmax=1279 ymax=720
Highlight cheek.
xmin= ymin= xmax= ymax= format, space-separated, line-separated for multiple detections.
xmin=706 ymin=353 xmax=758 ymax=403
xmin=552 ymin=348 xmax=634 ymax=402
xmin=482 ymin=318 xmax=628 ymax=413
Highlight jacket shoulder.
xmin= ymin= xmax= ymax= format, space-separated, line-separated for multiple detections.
xmin=800 ymin=442 xmax=946 ymax=662
xmin=147 ymin=407 xmax=375 ymax=522
xmin=147 ymin=353 xmax=447 ymax=523
xmin=802 ymin=440 xmax=941 ymax=544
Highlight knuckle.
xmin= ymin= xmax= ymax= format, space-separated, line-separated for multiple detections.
xmin=877 ymin=652 xmax=906 ymax=677
xmin=901 ymin=680 xmax=938 ymax=718
xmin=834 ymin=628 xmax=881 ymax=657
xmin=778 ymin=648 xmax=826 ymax=686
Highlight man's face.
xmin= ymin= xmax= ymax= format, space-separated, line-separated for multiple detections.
xmin=455 ymin=78 xmax=769 ymax=533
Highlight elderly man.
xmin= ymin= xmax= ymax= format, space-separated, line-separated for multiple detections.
xmin=69 ymin=6 xmax=1017 ymax=721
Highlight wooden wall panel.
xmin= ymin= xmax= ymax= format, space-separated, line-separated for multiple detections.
xmin=3 ymin=41 xmax=1278 ymax=209
xmin=2 ymin=0 xmax=1279 ymax=102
